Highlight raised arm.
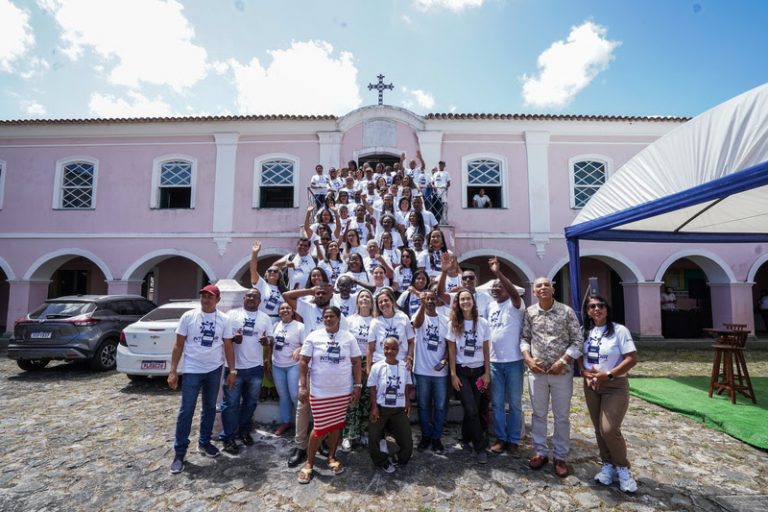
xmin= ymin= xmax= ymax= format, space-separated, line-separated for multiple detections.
xmin=489 ymin=257 xmax=521 ymax=308
xmin=411 ymin=292 xmax=427 ymax=328
xmin=249 ymin=240 xmax=262 ymax=285
xmin=416 ymin=149 xmax=425 ymax=170
xmin=303 ymin=205 xmax=314 ymax=238
xmin=436 ymin=252 xmax=452 ymax=304
xmin=281 ymin=286 xmax=317 ymax=310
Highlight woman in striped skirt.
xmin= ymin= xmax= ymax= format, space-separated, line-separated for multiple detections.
xmin=297 ymin=306 xmax=362 ymax=483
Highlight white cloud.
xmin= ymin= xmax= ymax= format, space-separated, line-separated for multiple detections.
xmin=414 ymin=0 xmax=484 ymax=12
xmin=226 ymin=40 xmax=362 ymax=115
xmin=89 ymin=91 xmax=173 ymax=118
xmin=39 ymin=0 xmax=207 ymax=91
xmin=20 ymin=99 xmax=46 ymax=116
xmin=401 ymin=14 xmax=413 ymax=24
xmin=521 ymin=21 xmax=620 ymax=109
xmin=0 ymin=0 xmax=35 ymax=72
xmin=18 ymin=57 xmax=50 ymax=79
xmin=402 ymin=86 xmax=435 ymax=109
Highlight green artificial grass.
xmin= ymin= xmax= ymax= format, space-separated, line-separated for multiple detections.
xmin=629 ymin=376 xmax=768 ymax=450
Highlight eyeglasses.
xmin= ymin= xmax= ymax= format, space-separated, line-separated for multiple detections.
xmin=462 ymin=275 xmax=476 ymax=281
xmin=588 ymin=303 xmax=607 ymax=310
xmin=266 ymin=269 xmax=279 ymax=273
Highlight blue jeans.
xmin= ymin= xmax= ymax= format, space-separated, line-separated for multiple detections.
xmin=174 ymin=365 xmax=222 ymax=455
xmin=414 ymin=373 xmax=449 ymax=440
xmin=220 ymin=366 xmax=264 ymax=441
xmin=272 ymin=364 xmax=299 ymax=424
xmin=490 ymin=360 xmax=524 ymax=444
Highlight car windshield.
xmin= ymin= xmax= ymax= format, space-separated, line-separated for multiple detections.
xmin=30 ymin=302 xmax=96 ymax=319
xmin=140 ymin=307 xmax=194 ymax=322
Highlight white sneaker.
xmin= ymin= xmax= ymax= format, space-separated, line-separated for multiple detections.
xmin=617 ymin=466 xmax=638 ymax=493
xmin=379 ymin=438 xmax=389 ymax=454
xmin=594 ymin=463 xmax=617 ymax=486
xmin=381 ymin=462 xmax=396 ymax=474
xmin=339 ymin=438 xmax=353 ymax=452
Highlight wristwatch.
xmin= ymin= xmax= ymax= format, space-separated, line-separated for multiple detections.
xmin=230 ymin=369 xmax=238 ymax=375
xmin=607 ymin=372 xmax=614 ymax=381
xmin=353 ymin=383 xmax=363 ymax=388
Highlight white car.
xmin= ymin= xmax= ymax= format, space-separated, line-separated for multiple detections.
xmin=116 ymin=300 xmax=198 ymax=380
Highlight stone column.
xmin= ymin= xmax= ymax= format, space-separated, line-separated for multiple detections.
xmin=524 ymin=131 xmax=551 ymax=259
xmin=107 ymin=280 xmax=144 ymax=296
xmin=710 ymin=282 xmax=756 ymax=334
xmin=5 ymin=280 xmax=50 ymax=334
xmin=212 ymin=132 xmax=240 ymax=255
xmin=622 ymin=282 xmax=663 ymax=340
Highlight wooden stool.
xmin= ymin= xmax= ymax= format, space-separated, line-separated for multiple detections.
xmin=708 ymin=330 xmax=757 ymax=404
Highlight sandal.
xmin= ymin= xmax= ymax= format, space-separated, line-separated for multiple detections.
xmin=297 ymin=465 xmax=314 ymax=484
xmin=328 ymin=458 xmax=345 ymax=475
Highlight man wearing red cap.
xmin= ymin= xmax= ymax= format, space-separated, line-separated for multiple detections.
xmin=167 ymin=284 xmax=236 ymax=474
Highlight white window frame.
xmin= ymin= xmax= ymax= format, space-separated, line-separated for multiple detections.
xmin=0 ymin=160 xmax=6 ymax=210
xmin=569 ymin=154 xmax=613 ymax=209
xmin=461 ymin=153 xmax=508 ymax=209
xmin=151 ymin=155 xmax=197 ymax=209
xmin=253 ymin=153 xmax=300 ymax=209
xmin=52 ymin=157 xmax=99 ymax=210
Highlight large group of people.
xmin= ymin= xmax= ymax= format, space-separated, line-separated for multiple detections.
xmin=167 ymin=154 xmax=639 ymax=494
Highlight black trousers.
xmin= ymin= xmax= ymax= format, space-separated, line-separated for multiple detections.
xmin=457 ymin=365 xmax=487 ymax=452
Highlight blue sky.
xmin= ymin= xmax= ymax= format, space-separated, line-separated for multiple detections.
xmin=1 ymin=0 xmax=767 ymax=120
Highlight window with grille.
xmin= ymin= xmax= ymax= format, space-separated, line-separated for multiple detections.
xmin=61 ymin=162 xmax=95 ymax=209
xmin=572 ymin=160 xmax=606 ymax=208
xmin=259 ymin=159 xmax=295 ymax=208
xmin=465 ymin=158 xmax=502 ymax=208
xmin=158 ymin=160 xmax=192 ymax=209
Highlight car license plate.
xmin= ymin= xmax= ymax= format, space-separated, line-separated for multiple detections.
xmin=141 ymin=360 xmax=166 ymax=370
xmin=30 ymin=332 xmax=52 ymax=339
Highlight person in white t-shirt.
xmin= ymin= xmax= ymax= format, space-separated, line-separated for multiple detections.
xmin=168 ymin=284 xmax=236 ymax=474
xmin=367 ymin=338 xmax=414 ymax=473
xmin=411 ymin=290 xmax=450 ymax=454
xmin=472 ymin=188 xmax=493 ymax=208
xmin=220 ymin=288 xmax=274 ymax=455
xmin=274 ymin=238 xmax=316 ymax=290
xmin=297 ymin=306 xmax=362 ymax=483
xmin=486 ymin=257 xmax=525 ymax=456
xmin=447 ymin=288 xmax=491 ymax=464
xmin=579 ymin=295 xmax=639 ymax=494
xmin=271 ymin=302 xmax=304 ymax=437
xmin=249 ymin=240 xmax=283 ymax=322
xmin=367 ymin=288 xmax=415 ymax=373
xmin=309 ymin=163 xmax=329 ymax=208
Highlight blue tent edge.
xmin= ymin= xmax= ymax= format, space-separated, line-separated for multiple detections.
xmin=564 ymin=159 xmax=768 ymax=315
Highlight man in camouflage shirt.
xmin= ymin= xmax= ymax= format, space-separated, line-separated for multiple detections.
xmin=520 ymin=277 xmax=582 ymax=477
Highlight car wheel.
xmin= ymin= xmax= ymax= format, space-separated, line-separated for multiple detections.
xmin=17 ymin=359 xmax=50 ymax=371
xmin=90 ymin=338 xmax=118 ymax=371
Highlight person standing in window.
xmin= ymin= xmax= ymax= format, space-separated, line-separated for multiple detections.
xmin=579 ymin=295 xmax=638 ymax=493
xmin=472 ymin=188 xmax=493 ymax=208
xmin=521 ymin=277 xmax=582 ymax=477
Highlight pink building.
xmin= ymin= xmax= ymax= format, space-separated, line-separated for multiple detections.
xmin=1 ymin=105 xmax=766 ymax=338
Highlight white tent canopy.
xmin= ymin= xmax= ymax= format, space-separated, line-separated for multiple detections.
xmin=565 ymin=83 xmax=768 ymax=312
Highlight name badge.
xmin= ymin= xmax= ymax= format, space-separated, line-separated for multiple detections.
xmin=266 ymin=292 xmax=279 ymax=311
xmin=326 ymin=342 xmax=341 ymax=364
xmin=587 ymin=341 xmax=600 ymax=364
xmin=201 ymin=332 xmax=215 ymax=347
xmin=463 ymin=333 xmax=477 ymax=358
xmin=427 ymin=333 xmax=440 ymax=352
xmin=384 ymin=384 xmax=398 ymax=406
xmin=242 ymin=318 xmax=256 ymax=337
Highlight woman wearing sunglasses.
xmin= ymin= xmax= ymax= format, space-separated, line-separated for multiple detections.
xmin=579 ymin=295 xmax=638 ymax=493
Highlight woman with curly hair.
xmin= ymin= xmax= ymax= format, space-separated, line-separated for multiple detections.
xmin=447 ymin=287 xmax=491 ymax=464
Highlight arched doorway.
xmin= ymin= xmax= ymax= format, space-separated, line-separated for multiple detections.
xmin=124 ymin=251 xmax=215 ymax=305
xmin=659 ymin=257 xmax=713 ymax=337
xmin=751 ymin=261 xmax=768 ymax=333
xmin=552 ymin=257 xmax=627 ymax=324
xmin=47 ymin=256 xmax=108 ymax=298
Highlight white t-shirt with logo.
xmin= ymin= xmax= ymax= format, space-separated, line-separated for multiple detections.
xmin=254 ymin=279 xmax=283 ymax=318
xmin=432 ymin=170 xmax=451 ymax=189
xmin=368 ymin=360 xmax=412 ymax=408
xmin=319 ymin=259 xmax=347 ymax=285
xmin=297 ymin=298 xmax=349 ymax=339
xmin=333 ymin=293 xmax=358 ymax=317
xmin=397 ymin=290 xmax=422 ymax=317
xmin=448 ymin=290 xmax=492 ymax=319
xmin=446 ymin=318 xmax=490 ymax=369
xmin=582 ymin=324 xmax=637 ymax=374
xmin=288 ymin=253 xmax=316 ymax=290
xmin=367 ymin=311 xmax=416 ymax=363
xmin=347 ymin=313 xmax=373 ymax=356
xmin=176 ymin=308 xmax=234 ymax=374
xmin=488 ymin=298 xmax=525 ymax=363
xmin=301 ymin=329 xmax=361 ymax=398
xmin=310 ymin=173 xmax=330 ymax=194
xmin=271 ymin=319 xmax=304 ymax=368
xmin=228 ymin=308 xmax=273 ymax=369
xmin=413 ymin=312 xmax=449 ymax=377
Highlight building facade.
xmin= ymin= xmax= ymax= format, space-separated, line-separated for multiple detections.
xmin=1 ymin=105 xmax=765 ymax=338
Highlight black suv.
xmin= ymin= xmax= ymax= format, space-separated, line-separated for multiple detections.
xmin=9 ymin=295 xmax=157 ymax=371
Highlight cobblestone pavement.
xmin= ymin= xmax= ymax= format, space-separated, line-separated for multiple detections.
xmin=1 ymin=349 xmax=766 ymax=512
